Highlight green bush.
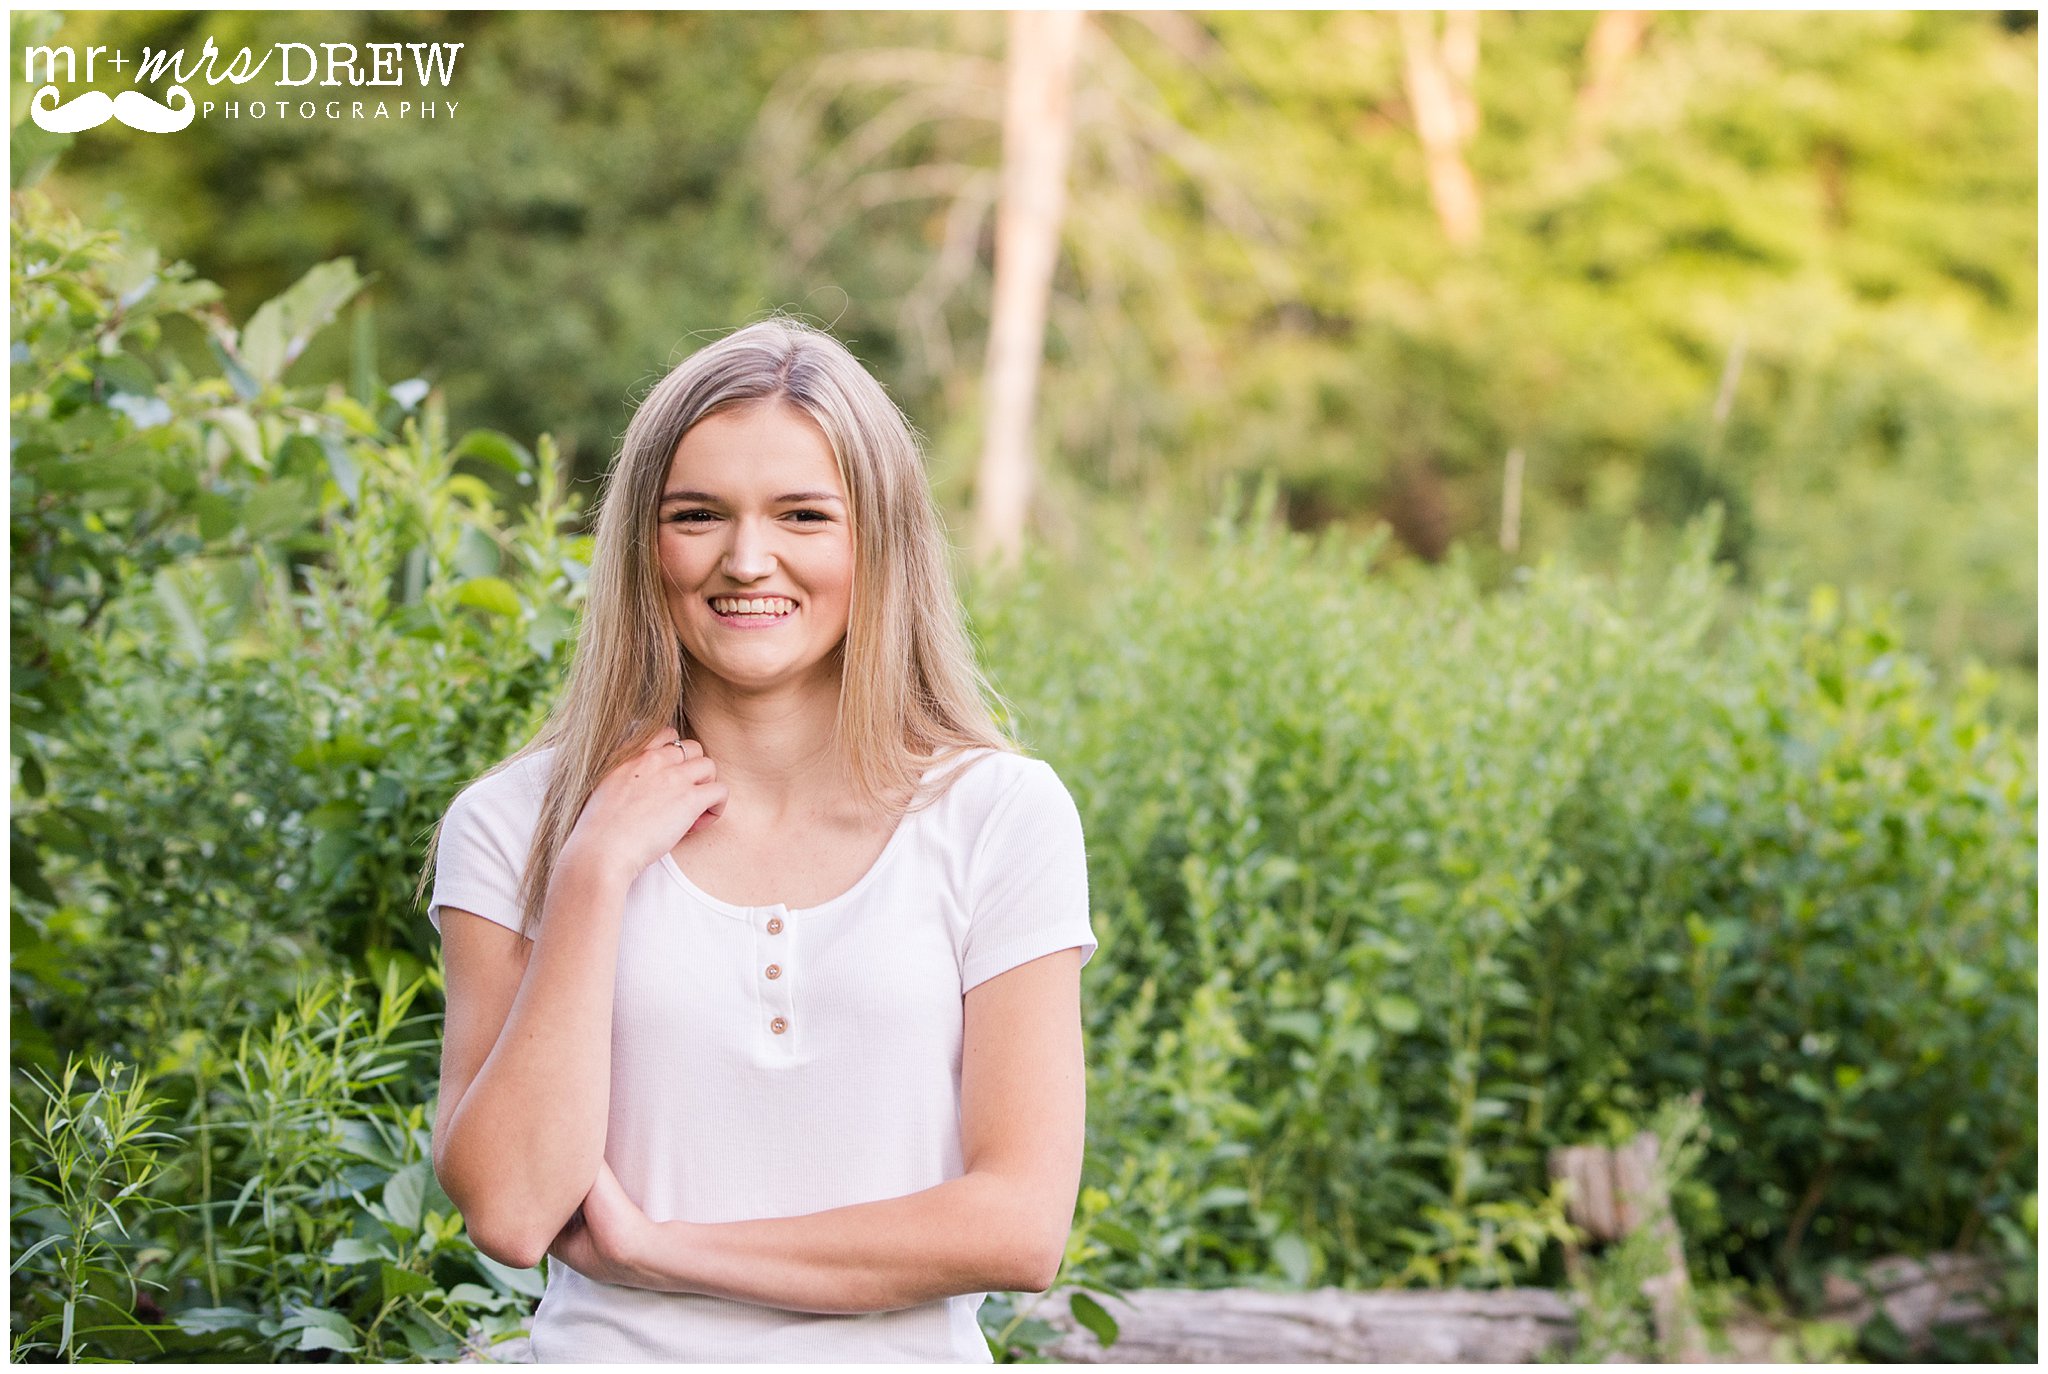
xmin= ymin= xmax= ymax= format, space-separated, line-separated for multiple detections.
xmin=976 ymin=477 xmax=2034 ymax=1301
xmin=12 ymin=190 xmax=575 ymax=1361
xmin=10 ymin=188 xmax=2034 ymax=1358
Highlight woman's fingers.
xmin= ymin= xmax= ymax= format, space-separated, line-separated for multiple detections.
xmin=646 ymin=730 xmax=704 ymax=761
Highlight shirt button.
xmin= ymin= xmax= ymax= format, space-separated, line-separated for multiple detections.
xmin=765 ymin=963 xmax=782 ymax=980
xmin=766 ymin=917 xmax=785 ymax=934
xmin=770 ymin=1016 xmax=789 ymax=1034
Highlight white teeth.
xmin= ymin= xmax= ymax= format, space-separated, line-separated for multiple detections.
xmin=711 ymin=597 xmax=795 ymax=616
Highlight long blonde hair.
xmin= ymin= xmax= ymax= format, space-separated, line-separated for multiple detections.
xmin=419 ymin=317 xmax=1020 ymax=935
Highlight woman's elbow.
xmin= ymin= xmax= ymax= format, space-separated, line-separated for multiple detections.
xmin=993 ymin=1222 xmax=1068 ymax=1295
xmin=435 ymin=1155 xmax=556 ymax=1272
xmin=468 ymin=1220 xmax=551 ymax=1273
xmin=451 ymin=1183 xmax=555 ymax=1271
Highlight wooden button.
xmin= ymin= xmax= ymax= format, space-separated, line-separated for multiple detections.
xmin=765 ymin=964 xmax=782 ymax=980
xmin=770 ymin=1016 xmax=789 ymax=1034
xmin=766 ymin=917 xmax=785 ymax=934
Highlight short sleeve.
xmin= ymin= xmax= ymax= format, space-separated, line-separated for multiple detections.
xmin=960 ymin=759 xmax=1098 ymax=993
xmin=427 ymin=779 xmax=538 ymax=940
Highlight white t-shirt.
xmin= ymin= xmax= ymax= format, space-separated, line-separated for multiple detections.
xmin=427 ymin=744 xmax=1098 ymax=1363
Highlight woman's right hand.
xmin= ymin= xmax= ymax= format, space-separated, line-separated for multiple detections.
xmin=561 ymin=727 xmax=729 ymax=885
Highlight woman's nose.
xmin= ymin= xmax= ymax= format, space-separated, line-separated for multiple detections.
xmin=720 ymin=517 xmax=778 ymax=579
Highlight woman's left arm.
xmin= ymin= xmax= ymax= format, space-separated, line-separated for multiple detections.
xmin=551 ymin=947 xmax=1088 ymax=1315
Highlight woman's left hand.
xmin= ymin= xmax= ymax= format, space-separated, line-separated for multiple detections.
xmin=546 ymin=1160 xmax=660 ymax=1288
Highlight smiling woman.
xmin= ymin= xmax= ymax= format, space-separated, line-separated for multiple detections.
xmin=657 ymin=403 xmax=854 ymax=670
xmin=415 ymin=317 xmax=1098 ymax=1362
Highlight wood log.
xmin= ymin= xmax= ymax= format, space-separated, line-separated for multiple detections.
xmin=460 ymin=1251 xmax=2009 ymax=1364
xmin=1034 ymin=1285 xmax=1581 ymax=1364
xmin=1718 ymin=1251 xmax=2003 ymax=1361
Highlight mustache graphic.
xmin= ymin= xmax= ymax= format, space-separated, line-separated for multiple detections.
xmin=31 ymin=85 xmax=196 ymax=134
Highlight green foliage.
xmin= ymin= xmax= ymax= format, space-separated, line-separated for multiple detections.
xmin=11 ymin=189 xmax=575 ymax=1362
xmin=10 ymin=1055 xmax=180 ymax=1361
xmin=973 ymin=473 xmax=2033 ymax=1312
xmin=9 ymin=189 xmax=2033 ymax=1358
xmin=37 ymin=11 xmax=2037 ymax=696
xmin=10 ymin=976 xmax=538 ymax=1362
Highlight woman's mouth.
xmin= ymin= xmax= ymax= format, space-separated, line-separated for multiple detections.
xmin=708 ymin=596 xmax=797 ymax=628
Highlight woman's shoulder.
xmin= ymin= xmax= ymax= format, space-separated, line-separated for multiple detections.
xmin=449 ymin=745 xmax=560 ymax=823
xmin=921 ymin=743 xmax=1029 ymax=794
xmin=919 ymin=745 xmax=1070 ymax=827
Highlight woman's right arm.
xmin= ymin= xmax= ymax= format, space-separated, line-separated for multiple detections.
xmin=431 ymin=853 xmax=630 ymax=1269
xmin=430 ymin=731 xmax=726 ymax=1269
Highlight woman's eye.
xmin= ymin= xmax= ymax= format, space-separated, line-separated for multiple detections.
xmin=663 ymin=509 xmax=829 ymax=527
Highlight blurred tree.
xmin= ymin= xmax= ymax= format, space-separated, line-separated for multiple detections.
xmin=1397 ymin=10 xmax=1484 ymax=248
xmin=973 ymin=10 xmax=1084 ymax=572
xmin=1574 ymin=11 xmax=1653 ymax=143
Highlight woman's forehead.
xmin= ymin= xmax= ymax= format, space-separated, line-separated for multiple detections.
xmin=666 ymin=405 xmax=842 ymax=491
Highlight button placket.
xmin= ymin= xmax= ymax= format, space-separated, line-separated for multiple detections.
xmin=760 ymin=904 xmax=796 ymax=1047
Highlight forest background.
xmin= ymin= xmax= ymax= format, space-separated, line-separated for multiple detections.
xmin=25 ymin=8 xmax=2040 ymax=716
xmin=9 ymin=7 xmax=2038 ymax=1365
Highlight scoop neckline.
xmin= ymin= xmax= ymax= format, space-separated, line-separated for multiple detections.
xmin=655 ymin=750 xmax=989 ymax=919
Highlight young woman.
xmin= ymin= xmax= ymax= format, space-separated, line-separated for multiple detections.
xmin=421 ymin=319 xmax=1097 ymax=1362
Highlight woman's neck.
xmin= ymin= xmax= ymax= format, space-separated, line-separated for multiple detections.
xmin=681 ymin=686 xmax=847 ymax=821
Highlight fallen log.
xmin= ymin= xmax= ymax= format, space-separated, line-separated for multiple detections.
xmin=459 ymin=1251 xmax=2008 ymax=1363
xmin=1716 ymin=1251 xmax=2004 ymax=1362
xmin=1027 ymin=1252 xmax=2006 ymax=1364
xmin=1031 ymin=1285 xmax=1582 ymax=1364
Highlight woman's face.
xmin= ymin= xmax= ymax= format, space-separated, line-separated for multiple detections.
xmin=657 ymin=401 xmax=857 ymax=696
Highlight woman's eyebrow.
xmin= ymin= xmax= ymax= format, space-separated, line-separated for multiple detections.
xmin=659 ymin=490 xmax=845 ymax=505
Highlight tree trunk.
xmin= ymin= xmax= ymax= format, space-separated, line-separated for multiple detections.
xmin=1575 ymin=11 xmax=1652 ymax=136
xmin=972 ymin=10 xmax=1085 ymax=574
xmin=1397 ymin=10 xmax=1483 ymax=248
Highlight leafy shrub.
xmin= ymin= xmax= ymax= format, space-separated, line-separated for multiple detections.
xmin=10 ymin=1055 xmax=180 ymax=1360
xmin=975 ymin=476 xmax=2034 ymax=1302
xmin=12 ymin=187 xmax=573 ymax=1362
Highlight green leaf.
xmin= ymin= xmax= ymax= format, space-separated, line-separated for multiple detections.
xmin=380 ymin=1262 xmax=434 ymax=1302
xmin=452 ymin=429 xmax=534 ymax=476
xmin=205 ymin=333 xmax=261 ymax=400
xmin=295 ymin=1325 xmax=358 ymax=1354
xmin=1266 ymin=1010 xmax=1322 ymax=1044
xmin=455 ymin=576 xmax=522 ymax=618
xmin=239 ymin=259 xmax=366 ymax=384
xmin=478 ymin=1251 xmax=547 ymax=1298
xmin=454 ymin=526 xmax=502 ymax=580
xmin=194 ymin=492 xmax=242 ymax=542
xmin=1272 ymin=1232 xmax=1312 ymax=1285
xmin=1374 ymin=995 xmax=1421 ymax=1034
xmin=385 ymin=1159 xmax=431 ymax=1232
xmin=244 ymin=475 xmax=318 ymax=539
xmin=444 ymin=1283 xmax=515 ymax=1311
xmin=284 ymin=1304 xmax=359 ymax=1353
xmin=320 ymin=436 xmax=361 ymax=504
xmin=172 ymin=1305 xmax=262 ymax=1335
xmin=209 ymin=408 xmax=267 ymax=470
xmin=1087 ymin=1219 xmax=1142 ymax=1256
xmin=526 ymin=603 xmax=577 ymax=658
xmin=306 ymin=799 xmax=364 ymax=831
xmin=326 ymin=1236 xmax=385 ymax=1265
xmin=1068 ymin=1290 xmax=1119 ymax=1346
